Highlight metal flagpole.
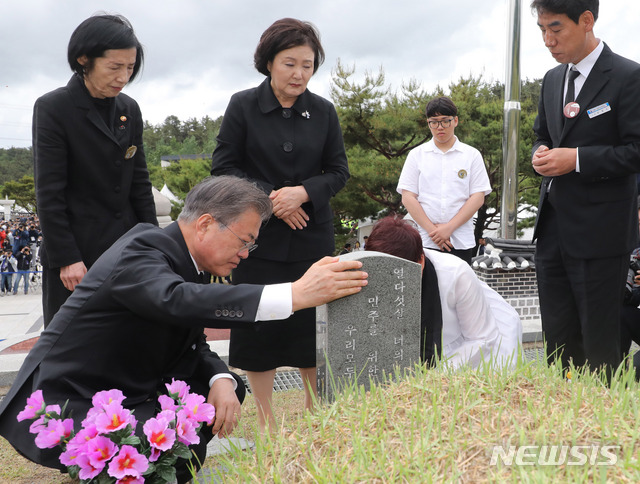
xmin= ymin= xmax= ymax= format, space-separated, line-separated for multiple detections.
xmin=500 ymin=0 xmax=522 ymax=239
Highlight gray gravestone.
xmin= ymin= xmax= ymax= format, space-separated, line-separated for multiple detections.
xmin=316 ymin=251 xmax=421 ymax=401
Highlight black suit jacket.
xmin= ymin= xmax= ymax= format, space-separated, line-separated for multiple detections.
xmin=0 ymin=222 xmax=260 ymax=468
xmin=532 ymin=43 xmax=640 ymax=259
xmin=211 ymin=77 xmax=349 ymax=262
xmin=33 ymin=74 xmax=157 ymax=270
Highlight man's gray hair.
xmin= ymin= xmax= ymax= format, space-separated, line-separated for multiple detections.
xmin=178 ymin=176 xmax=272 ymax=225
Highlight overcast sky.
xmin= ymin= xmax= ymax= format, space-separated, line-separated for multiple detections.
xmin=2 ymin=0 xmax=639 ymax=149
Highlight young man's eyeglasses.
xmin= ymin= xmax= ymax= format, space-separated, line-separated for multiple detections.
xmin=220 ymin=222 xmax=258 ymax=253
xmin=428 ymin=117 xmax=455 ymax=129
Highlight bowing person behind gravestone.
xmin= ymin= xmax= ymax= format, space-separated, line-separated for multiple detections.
xmin=211 ymin=18 xmax=349 ymax=432
xmin=0 ymin=176 xmax=367 ymax=483
xmin=365 ymin=216 xmax=521 ymax=369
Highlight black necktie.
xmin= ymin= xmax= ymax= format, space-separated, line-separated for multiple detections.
xmin=564 ymin=67 xmax=580 ymax=107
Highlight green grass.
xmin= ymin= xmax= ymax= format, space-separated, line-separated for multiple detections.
xmin=0 ymin=435 xmax=73 ymax=483
xmin=202 ymin=354 xmax=640 ymax=483
xmin=4 ymin=353 xmax=640 ymax=483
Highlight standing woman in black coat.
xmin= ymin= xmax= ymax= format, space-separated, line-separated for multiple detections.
xmin=34 ymin=14 xmax=157 ymax=326
xmin=211 ymin=18 xmax=349 ymax=431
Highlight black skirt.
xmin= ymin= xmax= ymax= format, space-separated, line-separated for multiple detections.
xmin=228 ymin=257 xmax=317 ymax=371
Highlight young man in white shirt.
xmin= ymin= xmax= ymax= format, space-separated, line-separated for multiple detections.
xmin=397 ymin=96 xmax=491 ymax=264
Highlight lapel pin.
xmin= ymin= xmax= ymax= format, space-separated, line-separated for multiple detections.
xmin=125 ymin=145 xmax=137 ymax=159
xmin=563 ymin=102 xmax=580 ymax=119
xmin=120 ymin=115 xmax=127 ymax=122
xmin=302 ymin=111 xmax=310 ymax=119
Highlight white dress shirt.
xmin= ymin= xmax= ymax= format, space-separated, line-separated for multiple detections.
xmin=566 ymin=39 xmax=604 ymax=173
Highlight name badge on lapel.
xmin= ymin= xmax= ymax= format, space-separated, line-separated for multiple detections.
xmin=587 ymin=102 xmax=611 ymax=119
xmin=125 ymin=146 xmax=137 ymax=159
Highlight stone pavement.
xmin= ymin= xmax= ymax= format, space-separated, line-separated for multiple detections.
xmin=0 ymin=292 xmax=44 ymax=388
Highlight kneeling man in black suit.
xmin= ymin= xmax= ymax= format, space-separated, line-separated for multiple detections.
xmin=0 ymin=175 xmax=368 ymax=481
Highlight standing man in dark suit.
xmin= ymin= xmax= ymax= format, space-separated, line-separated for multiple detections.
xmin=0 ymin=176 xmax=368 ymax=482
xmin=34 ymin=14 xmax=157 ymax=327
xmin=530 ymin=0 xmax=640 ymax=373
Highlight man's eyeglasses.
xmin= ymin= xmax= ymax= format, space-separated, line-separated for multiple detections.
xmin=428 ymin=117 xmax=455 ymax=129
xmin=220 ymin=223 xmax=258 ymax=253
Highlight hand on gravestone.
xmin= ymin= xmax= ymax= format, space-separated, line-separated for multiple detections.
xmin=291 ymin=256 xmax=368 ymax=312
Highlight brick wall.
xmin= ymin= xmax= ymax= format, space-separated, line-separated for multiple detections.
xmin=474 ymin=267 xmax=540 ymax=321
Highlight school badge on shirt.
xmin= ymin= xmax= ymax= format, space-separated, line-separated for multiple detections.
xmin=458 ymin=169 xmax=467 ymax=179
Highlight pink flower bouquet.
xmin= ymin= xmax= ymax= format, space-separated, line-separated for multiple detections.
xmin=17 ymin=379 xmax=215 ymax=483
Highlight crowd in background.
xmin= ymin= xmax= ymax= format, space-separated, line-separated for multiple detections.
xmin=0 ymin=216 xmax=42 ymax=295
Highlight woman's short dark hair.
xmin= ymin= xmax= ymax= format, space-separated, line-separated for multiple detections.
xmin=254 ymin=18 xmax=325 ymax=76
xmin=426 ymin=96 xmax=458 ymax=118
xmin=67 ymin=14 xmax=144 ymax=82
xmin=365 ymin=216 xmax=424 ymax=264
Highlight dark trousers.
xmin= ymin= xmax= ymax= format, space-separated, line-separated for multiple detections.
xmin=620 ymin=304 xmax=640 ymax=364
xmin=536 ymin=200 xmax=627 ymax=373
